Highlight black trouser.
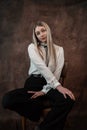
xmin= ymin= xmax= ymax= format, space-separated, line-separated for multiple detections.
xmin=2 ymin=75 xmax=75 ymax=130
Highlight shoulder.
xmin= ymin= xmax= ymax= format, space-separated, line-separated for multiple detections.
xmin=54 ymin=44 xmax=64 ymax=53
xmin=28 ymin=43 xmax=35 ymax=50
xmin=28 ymin=43 xmax=34 ymax=49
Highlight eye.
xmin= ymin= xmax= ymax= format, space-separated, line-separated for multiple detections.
xmin=41 ymin=29 xmax=46 ymax=32
xmin=36 ymin=31 xmax=40 ymax=36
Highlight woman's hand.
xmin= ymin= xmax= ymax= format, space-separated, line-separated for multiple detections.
xmin=56 ymin=85 xmax=75 ymax=100
xmin=27 ymin=91 xmax=45 ymax=99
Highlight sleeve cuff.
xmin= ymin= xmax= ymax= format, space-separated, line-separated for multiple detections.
xmin=50 ymin=77 xmax=61 ymax=89
xmin=41 ymin=85 xmax=51 ymax=94
xmin=53 ymin=82 xmax=61 ymax=89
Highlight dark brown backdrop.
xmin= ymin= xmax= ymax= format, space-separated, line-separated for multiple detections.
xmin=0 ymin=0 xmax=87 ymax=130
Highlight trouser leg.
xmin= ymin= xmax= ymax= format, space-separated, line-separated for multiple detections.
xmin=2 ymin=76 xmax=47 ymax=121
xmin=40 ymin=89 xmax=75 ymax=130
xmin=2 ymin=88 xmax=44 ymax=121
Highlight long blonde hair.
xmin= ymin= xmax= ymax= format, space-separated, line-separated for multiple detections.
xmin=33 ymin=21 xmax=56 ymax=68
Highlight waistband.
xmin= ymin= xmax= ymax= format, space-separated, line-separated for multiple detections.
xmin=30 ymin=74 xmax=43 ymax=78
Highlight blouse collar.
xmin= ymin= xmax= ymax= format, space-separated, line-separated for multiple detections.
xmin=40 ymin=42 xmax=47 ymax=48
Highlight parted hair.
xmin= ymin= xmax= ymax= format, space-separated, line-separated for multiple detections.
xmin=32 ymin=21 xmax=56 ymax=68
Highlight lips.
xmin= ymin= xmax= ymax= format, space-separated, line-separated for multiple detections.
xmin=41 ymin=37 xmax=46 ymax=40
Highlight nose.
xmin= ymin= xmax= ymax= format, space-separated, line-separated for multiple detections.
xmin=40 ymin=32 xmax=44 ymax=37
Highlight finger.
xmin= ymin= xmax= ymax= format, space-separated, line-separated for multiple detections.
xmin=67 ymin=92 xmax=75 ymax=100
xmin=27 ymin=91 xmax=36 ymax=93
xmin=69 ymin=92 xmax=75 ymax=100
xmin=71 ymin=94 xmax=75 ymax=100
xmin=63 ymin=93 xmax=67 ymax=99
xmin=31 ymin=94 xmax=38 ymax=99
xmin=31 ymin=92 xmax=39 ymax=98
xmin=31 ymin=94 xmax=36 ymax=99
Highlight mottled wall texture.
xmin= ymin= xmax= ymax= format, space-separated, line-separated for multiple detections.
xmin=0 ymin=0 xmax=87 ymax=130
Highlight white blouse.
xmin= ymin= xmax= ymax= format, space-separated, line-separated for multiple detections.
xmin=28 ymin=43 xmax=64 ymax=94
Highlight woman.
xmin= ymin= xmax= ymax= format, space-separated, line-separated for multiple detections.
xmin=2 ymin=21 xmax=75 ymax=130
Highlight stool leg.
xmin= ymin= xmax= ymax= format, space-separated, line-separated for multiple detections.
xmin=21 ymin=116 xmax=26 ymax=130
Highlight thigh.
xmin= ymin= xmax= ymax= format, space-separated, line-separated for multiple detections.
xmin=3 ymin=87 xmax=46 ymax=108
xmin=46 ymin=89 xmax=74 ymax=106
xmin=24 ymin=75 xmax=47 ymax=91
xmin=3 ymin=88 xmax=33 ymax=104
xmin=46 ymin=89 xmax=64 ymax=102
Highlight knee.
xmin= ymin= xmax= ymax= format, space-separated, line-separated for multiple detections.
xmin=65 ymin=96 xmax=75 ymax=109
xmin=2 ymin=93 xmax=12 ymax=109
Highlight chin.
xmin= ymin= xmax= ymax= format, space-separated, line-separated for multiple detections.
xmin=42 ymin=40 xmax=47 ymax=43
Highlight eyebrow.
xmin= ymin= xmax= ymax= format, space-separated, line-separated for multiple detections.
xmin=35 ymin=28 xmax=46 ymax=33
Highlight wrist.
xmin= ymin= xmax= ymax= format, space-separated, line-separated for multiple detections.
xmin=56 ymin=84 xmax=62 ymax=89
xmin=41 ymin=91 xmax=45 ymax=95
xmin=41 ymin=90 xmax=46 ymax=94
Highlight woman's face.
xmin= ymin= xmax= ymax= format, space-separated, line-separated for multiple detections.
xmin=35 ymin=25 xmax=47 ymax=43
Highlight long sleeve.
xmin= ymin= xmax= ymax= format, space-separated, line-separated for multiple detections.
xmin=41 ymin=47 xmax=64 ymax=94
xmin=28 ymin=44 xmax=61 ymax=93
